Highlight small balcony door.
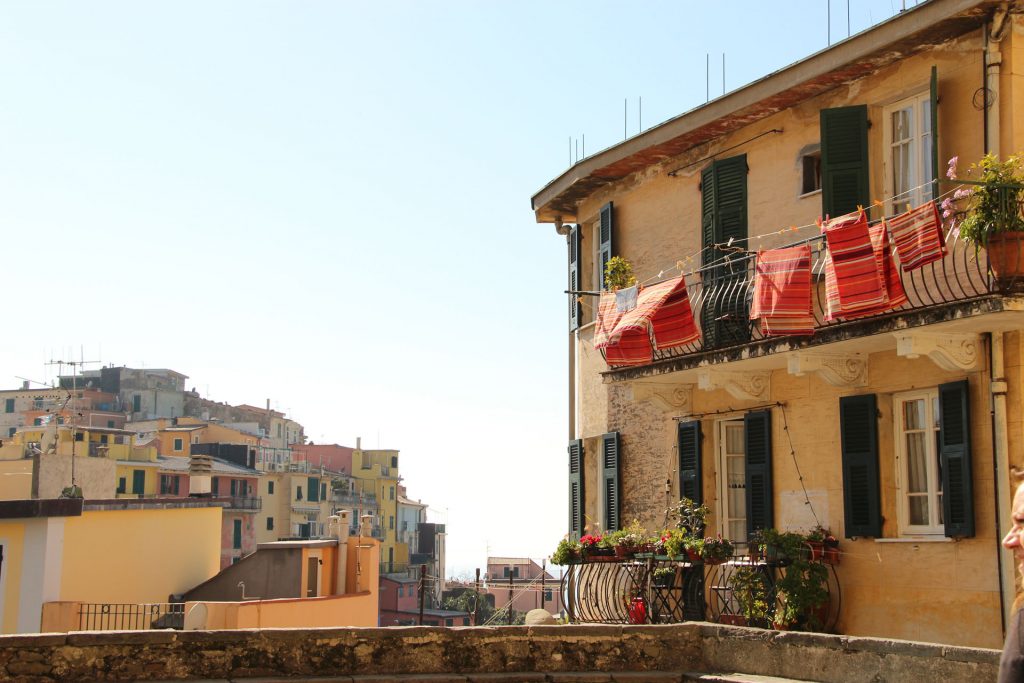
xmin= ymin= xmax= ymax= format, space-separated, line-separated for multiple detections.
xmin=717 ymin=420 xmax=747 ymax=543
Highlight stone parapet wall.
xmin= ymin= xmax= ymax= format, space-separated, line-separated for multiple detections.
xmin=0 ymin=623 xmax=998 ymax=682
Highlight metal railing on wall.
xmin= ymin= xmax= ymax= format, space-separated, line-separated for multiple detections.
xmin=77 ymin=603 xmax=185 ymax=631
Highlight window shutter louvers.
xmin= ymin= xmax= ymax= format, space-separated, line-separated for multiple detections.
xmin=939 ymin=380 xmax=974 ymax=538
xmin=700 ymin=156 xmax=749 ymax=349
xmin=821 ymin=105 xmax=870 ymax=218
xmin=743 ymin=410 xmax=773 ymax=537
xmin=599 ymin=202 xmax=614 ymax=290
xmin=568 ymin=439 xmax=585 ymax=539
xmin=601 ymin=432 xmax=621 ymax=532
xmin=677 ymin=421 xmax=703 ymax=505
xmin=930 ymin=66 xmax=939 ymax=201
xmin=839 ymin=394 xmax=882 ymax=538
xmin=568 ymin=225 xmax=582 ymax=331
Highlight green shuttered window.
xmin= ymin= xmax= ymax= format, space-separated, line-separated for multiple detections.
xmin=743 ymin=410 xmax=773 ymax=537
xmin=677 ymin=421 xmax=702 ymax=505
xmin=700 ymin=155 xmax=749 ymax=348
xmin=568 ymin=439 xmax=585 ymax=539
xmin=821 ymin=105 xmax=869 ymax=219
xmin=840 ymin=394 xmax=882 ymax=538
xmin=568 ymin=225 xmax=582 ymax=331
xmin=602 ymin=432 xmax=620 ymax=532
xmin=598 ymin=202 xmax=614 ymax=291
xmin=939 ymin=380 xmax=974 ymax=538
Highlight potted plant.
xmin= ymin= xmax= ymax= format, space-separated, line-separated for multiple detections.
xmin=683 ymin=536 xmax=704 ymax=563
xmin=608 ymin=520 xmax=646 ymax=559
xmin=652 ymin=566 xmax=676 ymax=588
xmin=759 ymin=528 xmax=804 ymax=565
xmin=805 ymin=526 xmax=826 ymax=562
xmin=662 ymin=528 xmax=688 ymax=560
xmin=949 ymin=153 xmax=1024 ymax=281
xmin=604 ymin=256 xmax=638 ymax=291
xmin=666 ymin=498 xmax=710 ymax=537
xmin=823 ymin=533 xmax=840 ymax=565
xmin=579 ymin=534 xmax=611 ymax=559
xmin=773 ymin=553 xmax=830 ymax=631
xmin=700 ymin=536 xmax=735 ymax=565
xmin=727 ymin=565 xmax=772 ymax=628
xmin=551 ymin=537 xmax=582 ymax=566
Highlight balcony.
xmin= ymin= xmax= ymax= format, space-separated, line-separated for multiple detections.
xmin=600 ymin=222 xmax=1022 ymax=382
xmin=333 ymin=491 xmax=377 ymax=507
xmin=225 ymin=495 xmax=262 ymax=512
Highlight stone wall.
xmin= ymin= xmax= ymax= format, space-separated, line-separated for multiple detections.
xmin=0 ymin=623 xmax=998 ymax=682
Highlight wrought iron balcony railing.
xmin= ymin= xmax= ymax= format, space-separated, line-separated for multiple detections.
xmin=77 ymin=602 xmax=184 ymax=631
xmin=601 ymin=211 xmax=1024 ymax=370
xmin=559 ymin=553 xmax=840 ymax=631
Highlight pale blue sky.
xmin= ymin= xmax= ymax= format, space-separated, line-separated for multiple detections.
xmin=0 ymin=1 xmax=910 ymax=577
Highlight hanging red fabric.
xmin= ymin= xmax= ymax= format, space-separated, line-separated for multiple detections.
xmin=595 ymin=275 xmax=699 ymax=367
xmin=749 ymin=244 xmax=813 ymax=336
xmin=886 ymin=200 xmax=945 ymax=271
xmin=822 ymin=210 xmax=887 ymax=314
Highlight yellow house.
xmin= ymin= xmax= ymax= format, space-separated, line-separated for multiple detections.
xmin=2 ymin=497 xmax=221 ymax=634
xmin=351 ymin=439 xmax=404 ymax=573
xmin=532 ymin=0 xmax=1024 ymax=648
xmin=255 ymin=464 xmax=336 ymax=545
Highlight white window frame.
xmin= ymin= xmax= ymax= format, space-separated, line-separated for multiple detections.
xmin=882 ymin=91 xmax=934 ymax=216
xmin=716 ymin=419 xmax=747 ymax=542
xmin=893 ymin=388 xmax=944 ymax=536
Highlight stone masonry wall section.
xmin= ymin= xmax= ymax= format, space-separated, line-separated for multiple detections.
xmin=609 ymin=383 xmax=673 ymax=530
xmin=0 ymin=623 xmax=998 ymax=682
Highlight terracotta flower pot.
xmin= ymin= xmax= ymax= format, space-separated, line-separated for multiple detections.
xmin=986 ymin=232 xmax=1024 ymax=283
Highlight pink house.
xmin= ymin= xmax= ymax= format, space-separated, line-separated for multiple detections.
xmin=486 ymin=557 xmax=562 ymax=616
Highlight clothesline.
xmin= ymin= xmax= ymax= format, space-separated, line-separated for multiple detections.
xmin=621 ymin=179 xmax=961 ymax=292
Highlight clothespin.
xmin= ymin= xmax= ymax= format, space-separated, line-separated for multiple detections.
xmin=676 ymin=260 xmax=685 ymax=271
xmin=727 ymin=236 xmax=734 ymax=247
xmin=872 ymin=198 xmax=883 ymax=207
xmin=657 ymin=270 xmax=664 ymax=278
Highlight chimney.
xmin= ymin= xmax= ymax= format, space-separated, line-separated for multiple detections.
xmin=330 ymin=512 xmax=350 ymax=594
xmin=360 ymin=513 xmax=374 ymax=537
xmin=21 ymin=380 xmax=28 ymax=390
xmin=189 ymin=454 xmax=213 ymax=495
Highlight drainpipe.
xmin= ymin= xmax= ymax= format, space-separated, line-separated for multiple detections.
xmin=985 ymin=4 xmax=1010 ymax=157
xmin=990 ymin=332 xmax=1013 ymax=631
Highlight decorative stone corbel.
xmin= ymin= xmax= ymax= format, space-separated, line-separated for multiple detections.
xmin=893 ymin=331 xmax=982 ymax=372
xmin=631 ymin=384 xmax=693 ymax=413
xmin=696 ymin=369 xmax=770 ymax=401
xmin=787 ymin=352 xmax=868 ymax=387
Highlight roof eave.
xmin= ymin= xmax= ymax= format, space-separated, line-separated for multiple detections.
xmin=530 ymin=0 xmax=995 ymax=224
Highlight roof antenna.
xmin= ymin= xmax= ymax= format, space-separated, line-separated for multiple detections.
xmin=706 ymin=53 xmax=710 ymax=102
xmin=623 ymin=98 xmax=627 ymax=140
xmin=827 ymin=0 xmax=831 ymax=46
xmin=722 ymin=53 xmax=726 ymax=95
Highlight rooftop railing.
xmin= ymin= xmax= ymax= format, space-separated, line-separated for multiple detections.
xmin=77 ymin=602 xmax=184 ymax=631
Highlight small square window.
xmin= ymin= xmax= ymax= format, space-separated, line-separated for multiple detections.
xmin=173 ymin=438 xmax=183 ymax=451
xmin=801 ymin=150 xmax=821 ymax=195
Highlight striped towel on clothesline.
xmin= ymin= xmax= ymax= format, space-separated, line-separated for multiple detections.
xmin=749 ymin=245 xmax=813 ymax=336
xmin=822 ymin=210 xmax=886 ymax=314
xmin=886 ymin=200 xmax=946 ymax=271
xmin=595 ymin=276 xmax=699 ymax=367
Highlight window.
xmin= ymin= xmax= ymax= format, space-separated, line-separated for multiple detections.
xmin=296 ymin=486 xmax=303 ymax=501
xmin=699 ymin=155 xmax=749 ymax=348
xmin=132 ymin=395 xmax=141 ymax=412
xmin=445 ymin=618 xmax=453 ymax=627
xmin=268 ymin=481 xmax=274 ymax=495
xmin=33 ymin=418 xmax=41 ymax=426
xmin=389 ymin=486 xmax=395 ymax=501
xmin=389 ymin=515 xmax=394 ymax=530
xmin=884 ymin=92 xmax=934 ymax=215
xmin=308 ymin=477 xmax=319 ymax=502
xmin=4 ymin=399 xmax=13 ymax=413
xmin=717 ymin=419 xmax=747 ymax=541
xmin=801 ymin=148 xmax=822 ymax=195
xmin=117 ymin=477 xmax=126 ymax=494
xmin=230 ymin=479 xmax=238 ymax=496
xmin=99 ymin=434 xmax=108 ymax=445
xmin=408 ymin=584 xmax=415 ymax=598
xmin=266 ymin=517 xmax=274 ymax=531
xmin=544 ymin=589 xmax=553 ymax=602
xmin=107 ymin=420 xmax=115 ymax=428
xmin=131 ymin=469 xmax=145 ymax=494
xmin=173 ymin=438 xmax=183 ymax=452
xmin=211 ymin=477 xmax=219 ymax=495
xmin=7 ymin=428 xmax=15 ymax=438
xmin=895 ymin=389 xmax=943 ymax=535
xmin=321 ymin=483 xmax=326 ymax=500
xmin=398 ymin=585 xmax=404 ymax=597
xmin=391 ymin=456 xmax=398 ymax=468
xmin=233 ymin=519 xmax=242 ymax=549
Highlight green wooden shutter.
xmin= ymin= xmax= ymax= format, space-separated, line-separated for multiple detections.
xmin=744 ymin=411 xmax=773 ymax=537
xmin=568 ymin=225 xmax=582 ymax=331
xmin=4 ymin=398 xmax=14 ymax=413
xmin=598 ymin=202 xmax=614 ymax=290
xmin=677 ymin=421 xmax=703 ymax=505
xmin=839 ymin=394 xmax=882 ymax=538
xmin=939 ymin=380 xmax=974 ymax=537
xmin=233 ymin=519 xmax=242 ymax=549
xmin=602 ymin=432 xmax=621 ymax=532
xmin=700 ymin=156 xmax=749 ymax=349
xmin=308 ymin=476 xmax=319 ymax=502
xmin=568 ymin=439 xmax=585 ymax=539
xmin=132 ymin=469 xmax=145 ymax=495
xmin=212 ymin=476 xmax=219 ymax=495
xmin=821 ymin=105 xmax=869 ymax=218
xmin=930 ymin=66 xmax=939 ymax=201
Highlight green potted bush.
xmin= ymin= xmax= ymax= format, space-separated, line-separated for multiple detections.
xmin=726 ymin=565 xmax=772 ymax=627
xmin=551 ymin=537 xmax=582 ymax=565
xmin=652 ymin=566 xmax=676 ymax=589
xmin=700 ymin=536 xmax=735 ymax=565
xmin=948 ymin=153 xmax=1024 ymax=281
xmin=773 ymin=554 xmax=830 ymax=631
xmin=607 ymin=520 xmax=646 ymax=559
xmin=604 ymin=256 xmax=637 ymax=291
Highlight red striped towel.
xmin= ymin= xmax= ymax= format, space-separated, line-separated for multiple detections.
xmin=824 ymin=220 xmax=907 ymax=321
xmin=749 ymin=245 xmax=813 ymax=336
xmin=886 ymin=201 xmax=945 ymax=271
xmin=823 ymin=210 xmax=886 ymax=313
xmin=595 ymin=276 xmax=698 ymax=366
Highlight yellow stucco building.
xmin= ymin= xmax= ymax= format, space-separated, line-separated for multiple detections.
xmin=533 ymin=0 xmax=1024 ymax=648
xmin=351 ymin=439 xmax=404 ymax=573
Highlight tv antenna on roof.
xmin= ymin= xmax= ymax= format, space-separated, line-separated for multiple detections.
xmin=45 ymin=355 xmax=99 ymax=493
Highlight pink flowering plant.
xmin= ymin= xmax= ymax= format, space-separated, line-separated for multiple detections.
xmin=942 ymin=154 xmax=1024 ymax=246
